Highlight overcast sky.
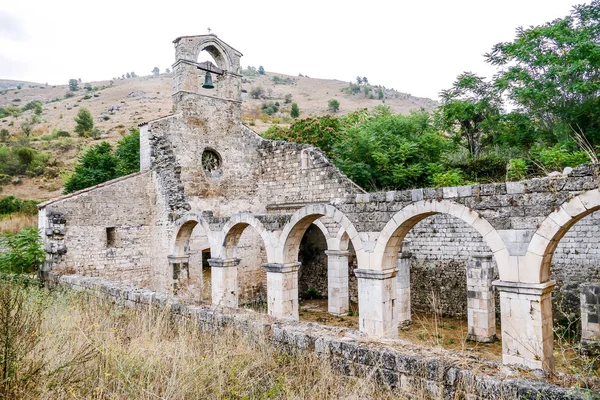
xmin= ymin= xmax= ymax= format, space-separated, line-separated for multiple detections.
xmin=0 ymin=0 xmax=587 ymax=100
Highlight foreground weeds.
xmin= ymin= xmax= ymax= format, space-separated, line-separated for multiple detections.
xmin=0 ymin=282 xmax=397 ymax=399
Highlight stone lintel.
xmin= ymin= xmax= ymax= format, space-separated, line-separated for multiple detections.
xmin=354 ymin=268 xmax=397 ymax=280
xmin=262 ymin=262 xmax=300 ymax=274
xmin=492 ymin=280 xmax=556 ymax=295
xmin=168 ymin=255 xmax=190 ymax=263
xmin=208 ymin=258 xmax=241 ymax=268
xmin=471 ymin=252 xmax=493 ymax=260
xmin=324 ymin=250 xmax=351 ymax=257
xmin=466 ymin=333 xmax=497 ymax=343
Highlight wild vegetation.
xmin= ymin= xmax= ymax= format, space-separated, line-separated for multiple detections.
xmin=0 ymin=280 xmax=398 ymax=399
xmin=263 ymin=1 xmax=600 ymax=191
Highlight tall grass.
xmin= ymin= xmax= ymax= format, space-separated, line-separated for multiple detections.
xmin=0 ymin=282 xmax=398 ymax=399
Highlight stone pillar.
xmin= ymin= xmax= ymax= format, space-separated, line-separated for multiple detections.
xmin=263 ymin=262 xmax=300 ymax=320
xmin=355 ymin=269 xmax=398 ymax=338
xmin=397 ymin=251 xmax=412 ymax=327
xmin=466 ymin=253 xmax=497 ymax=343
xmin=493 ymin=280 xmax=555 ymax=371
xmin=580 ymin=283 xmax=600 ymax=355
xmin=208 ymin=258 xmax=240 ymax=308
xmin=325 ymin=250 xmax=350 ymax=315
xmin=168 ymin=255 xmax=190 ymax=295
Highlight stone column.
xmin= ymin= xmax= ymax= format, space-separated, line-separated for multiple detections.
xmin=325 ymin=250 xmax=350 ymax=315
xmin=262 ymin=262 xmax=300 ymax=320
xmin=397 ymin=250 xmax=412 ymax=327
xmin=168 ymin=255 xmax=190 ymax=295
xmin=208 ymin=258 xmax=240 ymax=308
xmin=466 ymin=253 xmax=497 ymax=343
xmin=355 ymin=269 xmax=398 ymax=338
xmin=493 ymin=280 xmax=555 ymax=371
xmin=580 ymin=283 xmax=600 ymax=355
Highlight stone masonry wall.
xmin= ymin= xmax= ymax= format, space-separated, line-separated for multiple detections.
xmin=39 ymin=173 xmax=158 ymax=285
xmin=258 ymin=140 xmax=364 ymax=207
xmin=48 ymin=273 xmax=594 ymax=399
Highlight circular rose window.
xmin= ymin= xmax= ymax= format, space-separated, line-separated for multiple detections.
xmin=202 ymin=149 xmax=222 ymax=177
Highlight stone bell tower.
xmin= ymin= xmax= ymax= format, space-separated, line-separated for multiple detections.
xmin=172 ymin=34 xmax=243 ymax=107
xmin=151 ymin=34 xmax=259 ymax=203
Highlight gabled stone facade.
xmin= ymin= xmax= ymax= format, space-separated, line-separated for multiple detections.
xmin=38 ymin=35 xmax=600 ymax=372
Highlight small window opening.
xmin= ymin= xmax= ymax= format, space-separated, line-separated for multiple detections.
xmin=106 ymin=227 xmax=116 ymax=247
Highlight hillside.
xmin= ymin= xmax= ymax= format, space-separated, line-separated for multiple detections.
xmin=0 ymin=72 xmax=438 ymax=201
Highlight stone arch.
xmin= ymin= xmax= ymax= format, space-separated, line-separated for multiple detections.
xmin=194 ymin=40 xmax=232 ymax=72
xmin=220 ymin=213 xmax=275 ymax=261
xmin=374 ymin=200 xmax=509 ymax=278
xmin=278 ymin=204 xmax=362 ymax=264
xmin=526 ymin=189 xmax=600 ymax=283
xmin=171 ymin=213 xmax=212 ymax=256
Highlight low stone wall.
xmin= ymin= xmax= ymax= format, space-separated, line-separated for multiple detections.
xmin=47 ymin=273 xmax=595 ymax=399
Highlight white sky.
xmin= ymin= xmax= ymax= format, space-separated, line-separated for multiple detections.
xmin=0 ymin=0 xmax=587 ymax=100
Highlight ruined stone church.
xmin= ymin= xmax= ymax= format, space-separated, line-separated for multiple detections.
xmin=38 ymin=34 xmax=600 ymax=372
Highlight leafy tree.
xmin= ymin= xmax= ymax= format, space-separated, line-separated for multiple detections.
xmin=290 ymin=102 xmax=300 ymax=118
xmin=486 ymin=0 xmax=600 ymax=145
xmin=0 ymin=228 xmax=44 ymax=274
xmin=115 ymin=128 xmax=140 ymax=176
xmin=64 ymin=142 xmax=117 ymax=193
xmin=363 ymin=77 xmax=369 ymax=85
xmin=152 ymin=67 xmax=160 ymax=76
xmin=439 ymin=72 xmax=502 ymax=158
xmin=165 ymin=68 xmax=171 ymax=74
xmin=130 ymin=72 xmax=137 ymax=78
xmin=68 ymin=79 xmax=79 ymax=91
xmin=74 ymin=108 xmax=94 ymax=137
xmin=63 ymin=129 xmax=140 ymax=193
xmin=126 ymin=72 xmax=131 ymax=79
xmin=327 ymin=99 xmax=340 ymax=113
xmin=334 ymin=111 xmax=448 ymax=190
xmin=377 ymin=87 xmax=384 ymax=100
xmin=356 ymin=76 xmax=363 ymax=85
xmin=258 ymin=66 xmax=265 ymax=75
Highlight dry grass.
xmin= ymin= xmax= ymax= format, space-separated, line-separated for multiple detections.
xmin=2 ymin=282 xmax=400 ymax=399
xmin=0 ymin=213 xmax=37 ymax=234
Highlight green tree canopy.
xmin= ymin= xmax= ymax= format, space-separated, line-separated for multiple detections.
xmin=486 ymin=0 xmax=600 ymax=145
xmin=439 ymin=72 xmax=502 ymax=158
xmin=114 ymin=128 xmax=140 ymax=176
xmin=74 ymin=108 xmax=94 ymax=137
xmin=327 ymin=99 xmax=340 ymax=113
xmin=64 ymin=142 xmax=117 ymax=193
xmin=64 ymin=130 xmax=140 ymax=194
xmin=290 ymin=103 xmax=300 ymax=118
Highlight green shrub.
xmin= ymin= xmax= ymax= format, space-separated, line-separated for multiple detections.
xmin=327 ymin=99 xmax=340 ymax=113
xmin=290 ymin=103 xmax=300 ymax=118
xmin=507 ymin=158 xmax=528 ymax=181
xmin=0 ymin=196 xmax=39 ymax=215
xmin=431 ymin=169 xmax=466 ymax=187
xmin=74 ymin=108 xmax=94 ymax=137
xmin=530 ymin=144 xmax=590 ymax=171
xmin=0 ymin=227 xmax=45 ymax=274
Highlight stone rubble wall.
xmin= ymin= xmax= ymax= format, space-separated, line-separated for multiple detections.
xmin=47 ymin=273 xmax=594 ymax=400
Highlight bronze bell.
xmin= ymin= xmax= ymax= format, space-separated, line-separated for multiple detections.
xmin=202 ymin=72 xmax=214 ymax=89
